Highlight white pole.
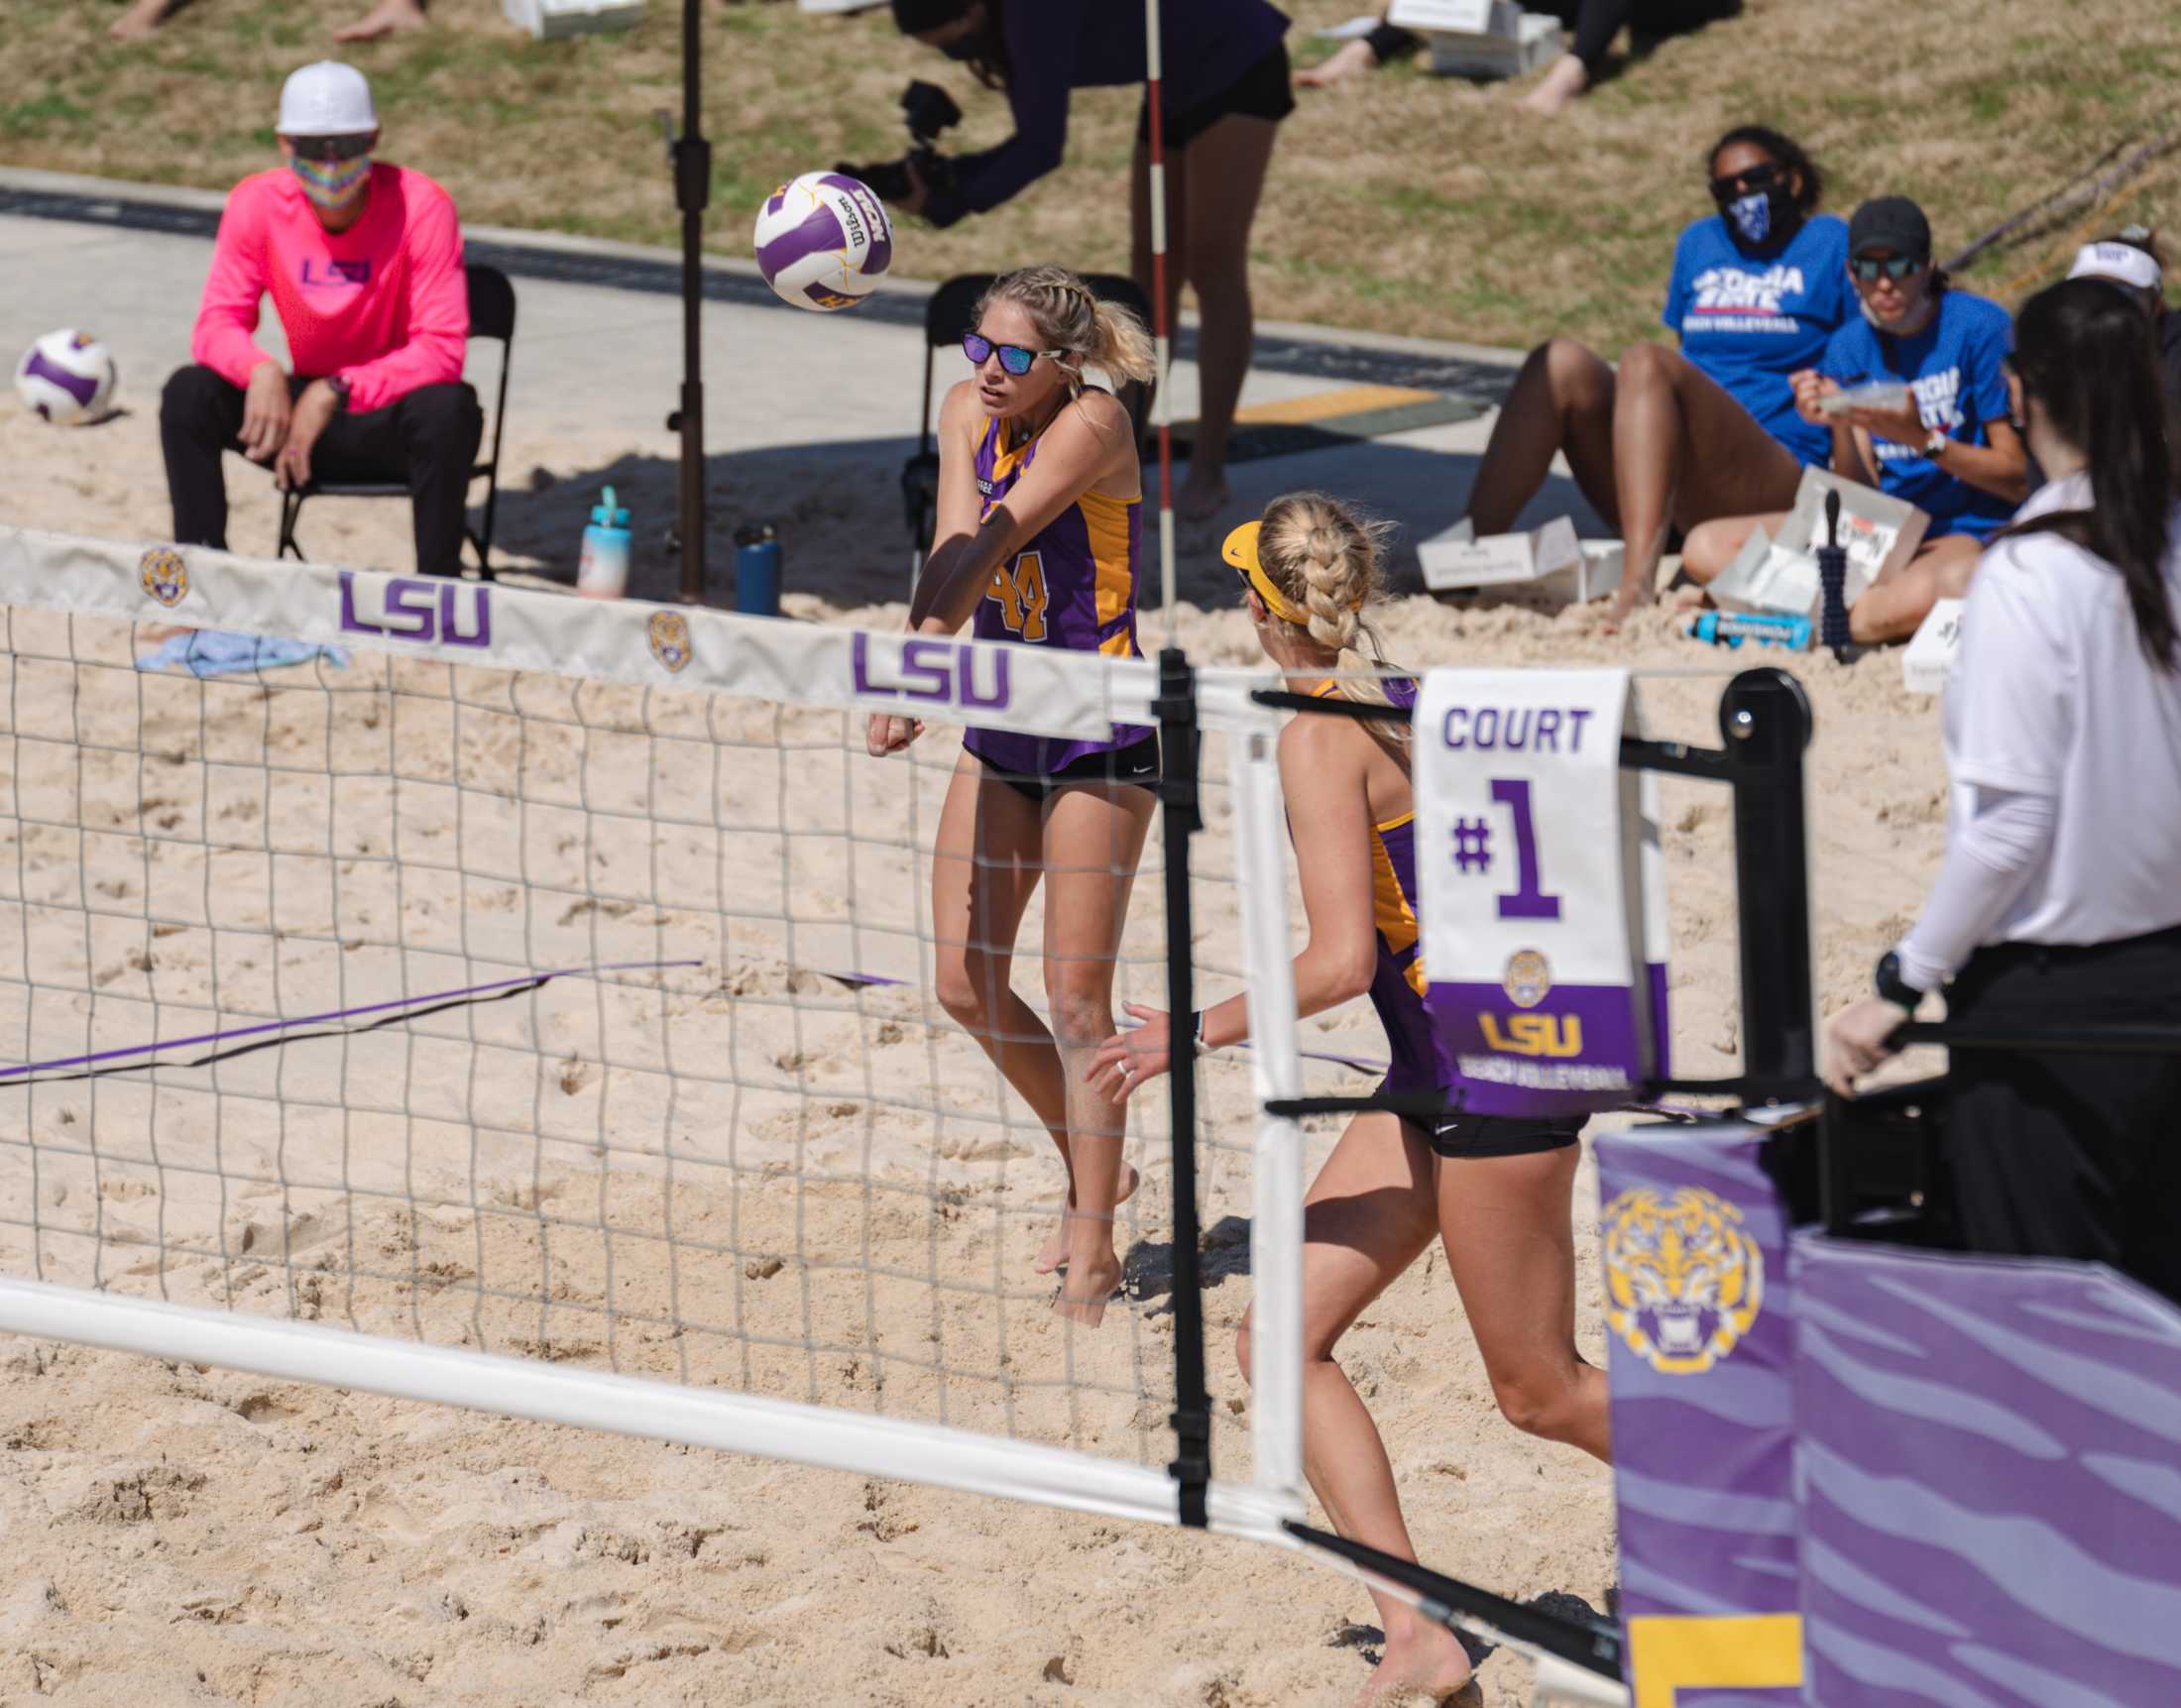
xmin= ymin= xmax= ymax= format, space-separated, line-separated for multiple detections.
xmin=1143 ymin=0 xmax=1177 ymax=645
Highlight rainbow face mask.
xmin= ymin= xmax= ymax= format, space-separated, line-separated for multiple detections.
xmin=291 ymin=153 xmax=372 ymax=214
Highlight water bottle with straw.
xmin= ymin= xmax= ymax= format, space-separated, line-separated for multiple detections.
xmin=577 ymin=485 xmax=632 ymax=600
xmin=1817 ymin=489 xmax=1853 ymax=661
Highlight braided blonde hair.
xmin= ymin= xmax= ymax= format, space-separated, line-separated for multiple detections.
xmin=1255 ymin=491 xmax=1410 ymax=733
xmin=977 ymin=265 xmax=1157 ymax=389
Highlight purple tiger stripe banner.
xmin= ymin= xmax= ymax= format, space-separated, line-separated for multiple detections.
xmin=1791 ymin=1237 xmax=2181 ymax=1705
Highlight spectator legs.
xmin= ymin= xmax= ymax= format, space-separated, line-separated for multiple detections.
xmin=1608 ymin=341 xmax=1799 ymax=626
xmin=1461 ymin=337 xmax=1620 ymax=536
xmin=386 ymin=383 xmax=484 ymax=577
xmin=160 ymin=364 xmax=253 ymax=552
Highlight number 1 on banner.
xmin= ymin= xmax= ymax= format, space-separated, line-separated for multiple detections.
xmin=1490 ymin=777 xmax=1560 ymax=921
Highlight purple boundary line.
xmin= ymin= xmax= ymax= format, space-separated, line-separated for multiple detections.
xmin=2 ymin=959 xmax=705 ymax=1082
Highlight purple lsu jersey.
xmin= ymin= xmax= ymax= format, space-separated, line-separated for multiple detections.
xmin=963 ymin=410 xmax=1149 ymax=775
xmin=1313 ymin=679 xmax=1442 ymax=1101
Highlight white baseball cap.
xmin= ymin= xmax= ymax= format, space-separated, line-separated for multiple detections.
xmin=2067 ymin=240 xmax=2162 ymax=295
xmin=278 ymin=61 xmax=377 ymax=138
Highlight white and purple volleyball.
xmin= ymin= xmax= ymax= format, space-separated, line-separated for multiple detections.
xmin=753 ymin=172 xmax=893 ymax=312
xmin=15 ymin=330 xmax=117 ymax=425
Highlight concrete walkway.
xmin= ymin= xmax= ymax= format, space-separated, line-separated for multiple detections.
xmin=1 ymin=168 xmax=1606 ymax=608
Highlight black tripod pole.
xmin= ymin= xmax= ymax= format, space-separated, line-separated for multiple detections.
xmin=673 ymin=0 xmax=711 ymax=605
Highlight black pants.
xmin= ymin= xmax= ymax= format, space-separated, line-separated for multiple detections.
xmin=1943 ymin=924 xmax=2181 ymax=1305
xmin=160 ymin=365 xmax=482 ymax=577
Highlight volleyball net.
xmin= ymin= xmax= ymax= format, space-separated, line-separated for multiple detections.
xmin=0 ymin=524 xmax=1312 ymax=1542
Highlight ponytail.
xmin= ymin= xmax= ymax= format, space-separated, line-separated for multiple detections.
xmin=977 ymin=264 xmax=1155 ymax=387
xmin=2003 ymin=279 xmax=2177 ymax=671
xmin=1088 ymin=297 xmax=1155 ymax=386
xmin=1255 ymin=492 xmax=1411 ymax=738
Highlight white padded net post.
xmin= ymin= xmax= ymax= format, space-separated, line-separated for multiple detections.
xmin=0 ymin=526 xmax=1305 ymax=1538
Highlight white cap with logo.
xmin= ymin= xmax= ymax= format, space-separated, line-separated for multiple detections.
xmin=2067 ymin=241 xmax=2162 ymax=295
xmin=278 ymin=61 xmax=377 ymax=138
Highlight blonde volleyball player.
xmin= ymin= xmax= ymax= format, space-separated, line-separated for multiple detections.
xmin=1092 ymin=494 xmax=1607 ymax=1704
xmin=867 ymin=266 xmax=1158 ymax=1325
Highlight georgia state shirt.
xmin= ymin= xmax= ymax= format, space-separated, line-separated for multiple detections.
xmin=1818 ymin=289 xmax=2015 ymax=540
xmin=1662 ymin=212 xmax=1852 ymax=466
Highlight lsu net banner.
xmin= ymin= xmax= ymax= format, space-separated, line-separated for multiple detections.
xmin=0 ymin=526 xmax=1158 ymax=741
xmin=1414 ymin=668 xmax=1667 ymax=1116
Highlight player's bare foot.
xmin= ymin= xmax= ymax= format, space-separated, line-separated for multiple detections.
xmin=1351 ymin=1621 xmax=1475 ymax=1705
xmin=108 ymin=0 xmax=180 ymax=41
xmin=1034 ymin=1164 xmax=1138 ymax=1275
xmin=1052 ymin=1245 xmax=1122 ymax=1326
xmin=1602 ymin=569 xmax=1658 ymax=632
xmin=333 ymin=0 xmax=428 ymax=43
xmin=1297 ymin=40 xmax=1377 ymax=88
xmin=1516 ymin=54 xmax=1589 ymax=116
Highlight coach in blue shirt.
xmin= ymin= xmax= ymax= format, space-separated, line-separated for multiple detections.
xmin=1680 ymin=196 xmax=2029 ymax=642
xmin=875 ymin=0 xmax=1294 ymax=529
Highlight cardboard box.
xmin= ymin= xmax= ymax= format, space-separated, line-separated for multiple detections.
xmin=1710 ymin=468 xmax=1928 ymax=621
xmin=1420 ymin=518 xmax=1616 ymax=601
xmin=503 ymin=0 xmax=642 ymax=40
xmin=1387 ymin=0 xmax=1513 ymax=32
xmin=1428 ymin=10 xmax=1563 ymax=75
xmin=1901 ymin=597 xmax=1964 ymax=694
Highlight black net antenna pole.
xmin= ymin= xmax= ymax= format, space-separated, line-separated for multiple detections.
xmin=1721 ymin=668 xmax=1816 ymax=1089
xmin=673 ymin=0 xmax=710 ymax=605
xmin=1156 ymin=647 xmax=1210 ymax=1527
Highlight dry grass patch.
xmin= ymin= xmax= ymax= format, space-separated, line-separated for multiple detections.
xmin=5 ymin=0 xmax=2176 ymax=349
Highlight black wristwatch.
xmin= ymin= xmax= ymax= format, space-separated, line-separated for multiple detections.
xmin=1874 ymin=950 xmax=1923 ymax=1012
xmin=325 ymin=374 xmax=352 ymax=412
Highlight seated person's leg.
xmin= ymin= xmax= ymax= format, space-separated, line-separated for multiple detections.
xmin=1848 ymin=532 xmax=1982 ymax=645
xmin=1677 ymin=511 xmax=1788 ymax=587
xmin=160 ymin=365 xmax=254 ymax=552
xmin=310 ymin=382 xmax=483 ymax=577
xmin=1463 ymin=337 xmax=1619 ymax=537
xmin=1608 ymin=342 xmax=1801 ymax=625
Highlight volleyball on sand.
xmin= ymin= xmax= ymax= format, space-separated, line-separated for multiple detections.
xmin=14 ymin=329 xmax=118 ymax=425
xmin=753 ymin=171 xmax=894 ymax=312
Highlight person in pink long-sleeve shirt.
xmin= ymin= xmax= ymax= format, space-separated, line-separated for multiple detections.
xmin=161 ymin=60 xmax=483 ymax=575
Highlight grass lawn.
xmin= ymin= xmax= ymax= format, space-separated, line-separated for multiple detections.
xmin=7 ymin=0 xmax=2178 ymax=351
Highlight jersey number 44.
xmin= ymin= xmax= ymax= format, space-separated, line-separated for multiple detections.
xmin=985 ymin=551 xmax=1049 ymax=643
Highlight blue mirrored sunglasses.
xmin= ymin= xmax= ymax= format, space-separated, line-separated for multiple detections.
xmin=962 ymin=331 xmax=1067 ymax=377
xmin=1851 ymin=255 xmax=1923 ymax=284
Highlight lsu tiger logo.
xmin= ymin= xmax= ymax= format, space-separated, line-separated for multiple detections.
xmin=1601 ymin=1186 xmax=1764 ymax=1376
xmin=139 ymin=547 xmax=189 ymax=609
xmin=647 ymin=611 xmax=693 ymax=674
xmin=1502 ymin=949 xmax=1551 ymax=1008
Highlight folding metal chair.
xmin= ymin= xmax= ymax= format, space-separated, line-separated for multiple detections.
xmin=276 ymin=262 xmax=516 ymax=579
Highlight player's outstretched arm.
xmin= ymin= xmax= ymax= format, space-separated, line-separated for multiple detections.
xmin=1092 ymin=717 xmax=1382 ymax=1101
xmin=911 ymin=390 xmax=1130 ymax=636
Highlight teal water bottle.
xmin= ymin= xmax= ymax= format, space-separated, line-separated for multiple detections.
xmin=577 ymin=485 xmax=632 ymax=599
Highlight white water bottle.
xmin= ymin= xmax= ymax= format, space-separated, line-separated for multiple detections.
xmin=577 ymin=485 xmax=632 ymax=599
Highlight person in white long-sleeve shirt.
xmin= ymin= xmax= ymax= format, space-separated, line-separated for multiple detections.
xmin=1826 ymin=277 xmax=2181 ymax=1305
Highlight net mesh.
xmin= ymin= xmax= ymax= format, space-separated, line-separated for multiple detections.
xmin=0 ymin=566 xmax=1280 ymax=1486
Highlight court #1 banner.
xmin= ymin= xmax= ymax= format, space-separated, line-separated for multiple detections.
xmin=1415 ymin=667 xmax=1665 ymax=1116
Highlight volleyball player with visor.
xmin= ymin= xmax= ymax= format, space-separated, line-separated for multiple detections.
xmin=1092 ymin=493 xmax=1606 ymax=1704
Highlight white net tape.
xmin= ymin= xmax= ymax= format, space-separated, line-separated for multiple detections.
xmin=0 ymin=527 xmax=1307 ymax=1538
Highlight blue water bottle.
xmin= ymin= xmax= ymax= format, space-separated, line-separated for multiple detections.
xmin=736 ymin=521 xmax=781 ymax=618
xmin=577 ymin=484 xmax=631 ymax=599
